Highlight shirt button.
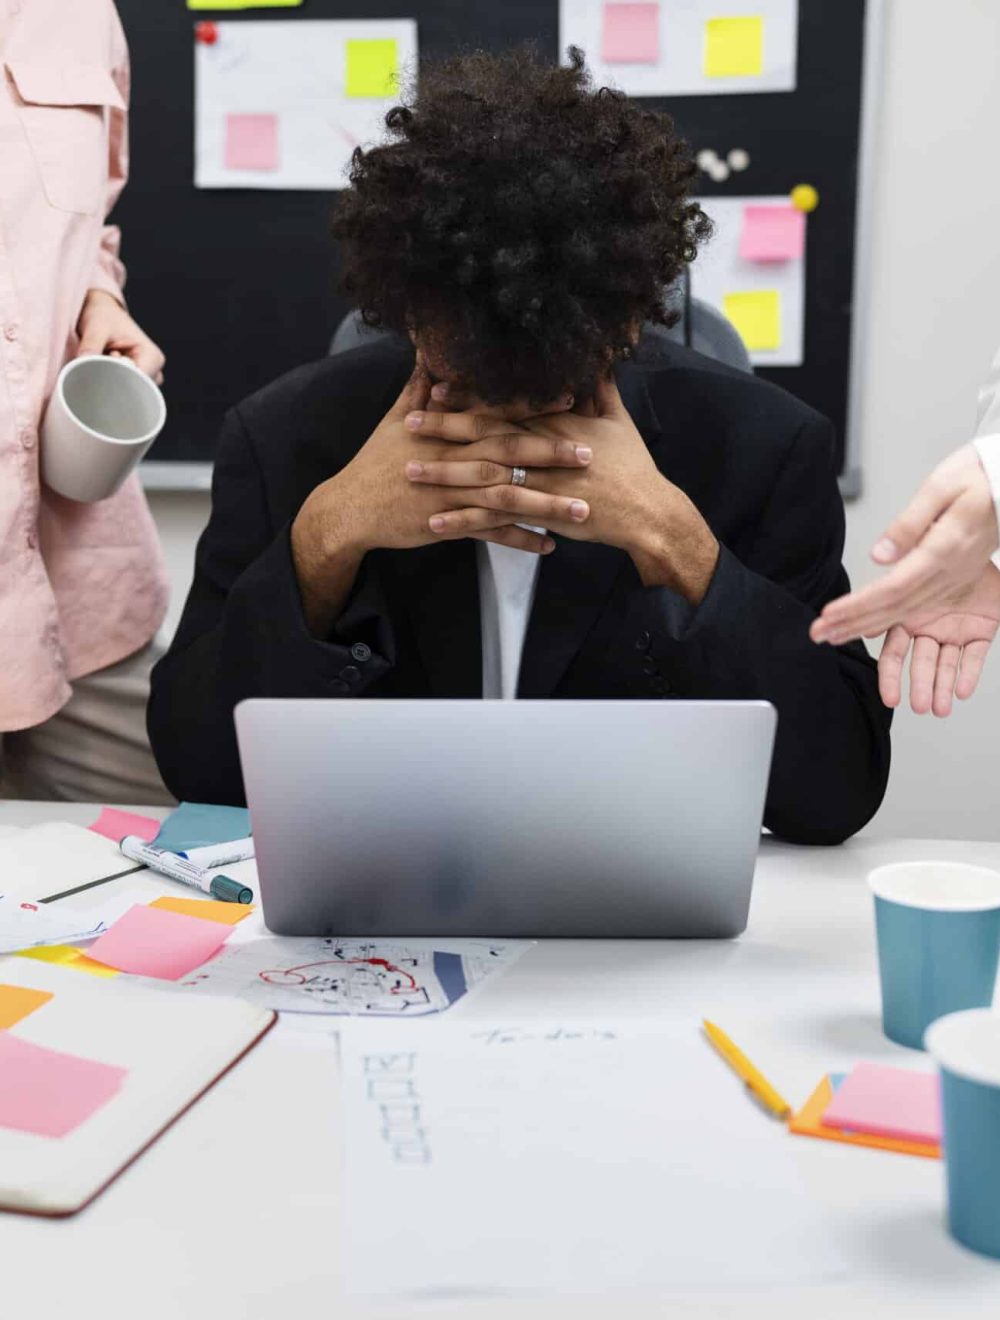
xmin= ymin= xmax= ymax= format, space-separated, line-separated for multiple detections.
xmin=340 ymin=665 xmax=361 ymax=683
xmin=641 ymin=655 xmax=658 ymax=675
xmin=650 ymin=675 xmax=668 ymax=695
xmin=3 ymin=324 xmax=18 ymax=342
xmin=329 ymin=678 xmax=349 ymax=695
xmin=20 ymin=428 xmax=35 ymax=449
xmin=350 ymin=642 xmax=372 ymax=663
xmin=635 ymin=630 xmax=652 ymax=651
xmin=26 ymin=531 xmax=37 ymax=550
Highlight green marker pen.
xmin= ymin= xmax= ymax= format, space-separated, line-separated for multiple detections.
xmin=119 ymin=836 xmax=254 ymax=904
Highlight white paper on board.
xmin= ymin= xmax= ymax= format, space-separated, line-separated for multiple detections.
xmin=559 ymin=0 xmax=798 ymax=98
xmin=339 ymin=1018 xmax=846 ymax=1296
xmin=194 ymin=19 xmax=419 ymax=190
xmin=690 ymin=194 xmax=806 ymax=367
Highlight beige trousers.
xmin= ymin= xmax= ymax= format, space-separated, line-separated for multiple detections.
xmin=0 ymin=640 xmax=175 ymax=805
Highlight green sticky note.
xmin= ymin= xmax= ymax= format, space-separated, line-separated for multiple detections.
xmin=723 ymin=290 xmax=781 ymax=351
xmin=346 ymin=38 xmax=399 ymax=99
xmin=188 ymin=1 xmax=303 ymax=9
xmin=704 ymin=16 xmax=764 ymax=77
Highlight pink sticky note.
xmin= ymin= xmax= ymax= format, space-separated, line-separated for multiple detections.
xmin=86 ymin=904 xmax=230 ymax=981
xmin=224 ymin=113 xmax=279 ymax=172
xmin=821 ymin=1062 xmax=941 ymax=1145
xmin=88 ymin=806 xmax=160 ymax=845
xmin=739 ymin=204 xmax=806 ymax=262
xmin=601 ymin=2 xmax=660 ymax=64
xmin=0 ymin=1034 xmax=127 ymax=1138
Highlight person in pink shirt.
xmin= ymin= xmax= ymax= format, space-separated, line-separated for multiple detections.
xmin=0 ymin=0 xmax=171 ymax=802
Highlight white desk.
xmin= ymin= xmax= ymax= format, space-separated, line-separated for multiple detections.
xmin=3 ymin=800 xmax=1000 ymax=1320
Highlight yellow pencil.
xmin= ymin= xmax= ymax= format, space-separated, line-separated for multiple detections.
xmin=702 ymin=1019 xmax=792 ymax=1120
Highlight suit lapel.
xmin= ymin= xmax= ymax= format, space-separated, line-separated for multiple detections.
xmin=390 ymin=539 xmax=483 ymax=696
xmin=517 ymin=360 xmax=663 ymax=698
xmin=517 ymin=537 xmax=626 ymax=697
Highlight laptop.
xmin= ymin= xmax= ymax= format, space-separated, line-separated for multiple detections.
xmin=235 ymin=699 xmax=776 ymax=939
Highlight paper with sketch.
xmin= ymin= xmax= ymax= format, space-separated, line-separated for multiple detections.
xmin=178 ymin=937 xmax=529 ymax=1015
xmin=339 ymin=1019 xmax=846 ymax=1296
xmin=560 ymin=0 xmax=796 ymax=98
xmin=690 ymin=194 xmax=805 ymax=366
xmin=0 ymin=897 xmax=110 ymax=955
xmin=194 ymin=19 xmax=419 ymax=190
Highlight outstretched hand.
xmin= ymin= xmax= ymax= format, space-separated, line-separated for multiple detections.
xmin=811 ymin=445 xmax=999 ymax=647
xmin=876 ymin=564 xmax=1000 ymax=716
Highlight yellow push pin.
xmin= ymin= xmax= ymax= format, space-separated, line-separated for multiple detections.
xmin=790 ymin=183 xmax=819 ymax=213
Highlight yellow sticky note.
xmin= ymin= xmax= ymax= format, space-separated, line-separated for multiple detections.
xmin=187 ymin=2 xmax=302 ymax=10
xmin=150 ymin=896 xmax=254 ymax=926
xmin=17 ymin=945 xmax=119 ymax=978
xmin=723 ymin=290 xmax=781 ymax=351
xmin=704 ymin=17 xmax=764 ymax=78
xmin=0 ymin=983 xmax=53 ymax=1029
xmin=346 ymin=39 xmax=399 ymax=99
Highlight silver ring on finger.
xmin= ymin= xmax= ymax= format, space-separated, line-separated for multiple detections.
xmin=510 ymin=466 xmax=527 ymax=487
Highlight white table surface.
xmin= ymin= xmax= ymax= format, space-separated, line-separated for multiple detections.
xmin=3 ymin=800 xmax=1000 ymax=1320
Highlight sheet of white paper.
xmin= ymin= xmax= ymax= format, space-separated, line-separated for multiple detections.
xmin=0 ymin=823 xmax=135 ymax=902
xmin=559 ymin=0 xmax=798 ymax=98
xmin=177 ymin=936 xmax=530 ymax=1015
xmin=339 ymin=1018 xmax=846 ymax=1297
xmin=0 ymin=897 xmax=109 ymax=954
xmin=690 ymin=194 xmax=805 ymax=367
xmin=194 ymin=19 xmax=419 ymax=190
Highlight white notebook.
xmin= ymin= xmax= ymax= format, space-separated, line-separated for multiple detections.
xmin=0 ymin=959 xmax=275 ymax=1216
xmin=0 ymin=823 xmax=139 ymax=902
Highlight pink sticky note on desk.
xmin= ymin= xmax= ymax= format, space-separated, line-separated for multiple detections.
xmin=601 ymin=2 xmax=660 ymax=64
xmin=86 ymin=904 xmax=230 ymax=980
xmin=224 ymin=113 xmax=279 ymax=172
xmin=0 ymin=1034 xmax=127 ymax=1138
xmin=821 ymin=1062 xmax=942 ymax=1145
xmin=739 ymin=204 xmax=806 ymax=262
xmin=88 ymin=806 xmax=160 ymax=845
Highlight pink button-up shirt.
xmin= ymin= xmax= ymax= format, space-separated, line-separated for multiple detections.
xmin=0 ymin=0 xmax=168 ymax=733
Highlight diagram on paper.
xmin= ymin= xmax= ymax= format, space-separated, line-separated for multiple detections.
xmin=179 ymin=937 xmax=530 ymax=1016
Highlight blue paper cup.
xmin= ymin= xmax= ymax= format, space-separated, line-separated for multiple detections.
xmin=926 ymin=1009 xmax=1000 ymax=1260
xmin=868 ymin=862 xmax=1000 ymax=1050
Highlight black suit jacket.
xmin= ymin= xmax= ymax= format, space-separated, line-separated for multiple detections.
xmin=149 ymin=339 xmax=891 ymax=842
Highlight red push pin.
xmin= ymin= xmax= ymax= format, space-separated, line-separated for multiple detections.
xmin=195 ymin=21 xmax=218 ymax=47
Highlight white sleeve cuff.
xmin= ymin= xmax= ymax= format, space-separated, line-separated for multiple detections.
xmin=973 ymin=433 xmax=1000 ymax=569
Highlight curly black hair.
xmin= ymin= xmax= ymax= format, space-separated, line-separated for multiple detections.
xmin=333 ymin=46 xmax=711 ymax=405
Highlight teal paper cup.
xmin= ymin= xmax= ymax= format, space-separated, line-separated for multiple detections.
xmin=926 ymin=1009 xmax=1000 ymax=1259
xmin=868 ymin=862 xmax=1000 ymax=1050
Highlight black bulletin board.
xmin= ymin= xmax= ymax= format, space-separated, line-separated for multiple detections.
xmin=114 ymin=0 xmax=869 ymax=480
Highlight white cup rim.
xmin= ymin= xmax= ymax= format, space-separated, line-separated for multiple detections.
xmin=867 ymin=861 xmax=1000 ymax=912
xmin=926 ymin=1009 xmax=1000 ymax=1086
xmin=57 ymin=354 xmax=166 ymax=448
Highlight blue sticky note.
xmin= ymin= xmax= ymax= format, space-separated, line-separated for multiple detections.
xmin=830 ymin=1073 xmax=847 ymax=1091
xmin=153 ymin=802 xmax=251 ymax=853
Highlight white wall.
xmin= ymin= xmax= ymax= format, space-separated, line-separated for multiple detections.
xmin=148 ymin=0 xmax=1000 ymax=840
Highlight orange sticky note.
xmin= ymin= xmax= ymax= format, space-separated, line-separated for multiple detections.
xmin=150 ymin=896 xmax=254 ymax=926
xmin=0 ymin=983 xmax=53 ymax=1029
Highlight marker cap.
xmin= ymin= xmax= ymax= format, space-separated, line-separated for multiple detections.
xmin=210 ymin=874 xmax=254 ymax=905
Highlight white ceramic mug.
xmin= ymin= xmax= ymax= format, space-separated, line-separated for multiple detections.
xmin=41 ymin=355 xmax=166 ymax=503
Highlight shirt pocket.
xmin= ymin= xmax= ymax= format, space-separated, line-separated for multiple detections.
xmin=4 ymin=60 xmax=125 ymax=215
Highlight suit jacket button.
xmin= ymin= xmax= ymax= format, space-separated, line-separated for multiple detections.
xmin=635 ymin=630 xmax=652 ymax=651
xmin=340 ymin=665 xmax=361 ymax=683
xmin=330 ymin=678 xmax=350 ymax=694
xmin=350 ymin=642 xmax=372 ymax=662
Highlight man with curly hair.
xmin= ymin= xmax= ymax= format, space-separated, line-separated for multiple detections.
xmin=149 ymin=48 xmax=891 ymax=844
